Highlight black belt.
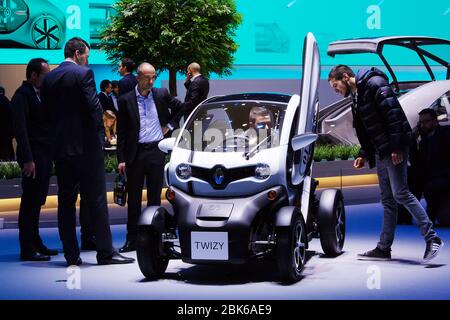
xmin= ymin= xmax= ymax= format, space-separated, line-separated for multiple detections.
xmin=138 ymin=141 xmax=161 ymax=150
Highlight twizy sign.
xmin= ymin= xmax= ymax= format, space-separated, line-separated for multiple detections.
xmin=191 ymin=232 xmax=229 ymax=260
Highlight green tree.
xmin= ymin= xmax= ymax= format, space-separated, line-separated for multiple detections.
xmin=100 ymin=0 xmax=242 ymax=96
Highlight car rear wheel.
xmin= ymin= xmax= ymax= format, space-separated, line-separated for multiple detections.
xmin=276 ymin=212 xmax=307 ymax=283
xmin=317 ymin=189 xmax=346 ymax=256
xmin=136 ymin=226 xmax=169 ymax=279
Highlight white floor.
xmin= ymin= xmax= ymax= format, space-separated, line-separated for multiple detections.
xmin=0 ymin=203 xmax=448 ymax=300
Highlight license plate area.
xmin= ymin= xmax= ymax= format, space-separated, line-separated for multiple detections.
xmin=191 ymin=232 xmax=229 ymax=260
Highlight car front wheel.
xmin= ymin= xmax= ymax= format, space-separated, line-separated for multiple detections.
xmin=276 ymin=212 xmax=307 ymax=283
xmin=136 ymin=226 xmax=169 ymax=279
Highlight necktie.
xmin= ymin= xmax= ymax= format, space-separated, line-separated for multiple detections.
xmin=35 ymin=88 xmax=41 ymax=102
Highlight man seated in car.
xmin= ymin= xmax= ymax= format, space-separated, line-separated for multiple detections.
xmin=245 ymin=106 xmax=275 ymax=149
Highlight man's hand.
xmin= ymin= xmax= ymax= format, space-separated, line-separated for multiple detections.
xmin=353 ymin=157 xmax=366 ymax=169
xmin=118 ymin=162 xmax=126 ymax=175
xmin=162 ymin=126 xmax=170 ymax=135
xmin=23 ymin=161 xmax=36 ymax=179
xmin=186 ymin=71 xmax=192 ymax=82
xmin=391 ymin=151 xmax=404 ymax=166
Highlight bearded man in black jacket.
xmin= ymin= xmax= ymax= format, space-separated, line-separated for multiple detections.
xmin=328 ymin=64 xmax=443 ymax=262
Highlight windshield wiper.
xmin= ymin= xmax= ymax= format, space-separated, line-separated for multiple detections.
xmin=243 ymin=134 xmax=272 ymax=160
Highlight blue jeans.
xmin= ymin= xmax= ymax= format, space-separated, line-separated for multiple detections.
xmin=375 ymin=152 xmax=437 ymax=251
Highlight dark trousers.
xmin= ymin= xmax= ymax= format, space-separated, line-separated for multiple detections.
xmin=423 ymin=177 xmax=450 ymax=224
xmin=126 ymin=144 xmax=165 ymax=239
xmin=79 ymin=196 xmax=95 ymax=243
xmin=18 ymin=148 xmax=52 ymax=254
xmin=55 ymin=153 xmax=113 ymax=262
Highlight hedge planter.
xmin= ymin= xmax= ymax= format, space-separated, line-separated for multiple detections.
xmin=0 ymin=146 xmax=359 ymax=179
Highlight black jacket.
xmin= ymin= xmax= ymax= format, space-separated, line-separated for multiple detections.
xmin=0 ymin=92 xmax=14 ymax=160
xmin=117 ymin=87 xmax=183 ymax=165
xmin=41 ymin=61 xmax=105 ymax=160
xmin=183 ymin=75 xmax=209 ymax=119
xmin=354 ymin=67 xmax=411 ymax=168
xmin=98 ymin=92 xmax=117 ymax=116
xmin=416 ymin=125 xmax=450 ymax=182
xmin=10 ymin=81 xmax=50 ymax=165
xmin=119 ymin=74 xmax=138 ymax=96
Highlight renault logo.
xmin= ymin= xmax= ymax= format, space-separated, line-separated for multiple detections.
xmin=213 ymin=167 xmax=225 ymax=185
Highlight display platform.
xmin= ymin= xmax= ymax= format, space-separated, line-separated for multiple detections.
xmin=0 ymin=202 xmax=448 ymax=300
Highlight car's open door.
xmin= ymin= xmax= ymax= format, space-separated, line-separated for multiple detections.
xmin=291 ymin=32 xmax=321 ymax=186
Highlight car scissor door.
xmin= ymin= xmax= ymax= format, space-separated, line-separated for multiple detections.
xmin=290 ymin=32 xmax=321 ymax=186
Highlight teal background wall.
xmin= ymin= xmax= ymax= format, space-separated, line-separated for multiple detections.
xmin=1 ymin=0 xmax=449 ymax=65
xmin=1 ymin=0 xmax=449 ymax=94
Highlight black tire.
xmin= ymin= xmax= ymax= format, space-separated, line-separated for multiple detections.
xmin=136 ymin=226 xmax=169 ymax=279
xmin=276 ymin=211 xmax=307 ymax=283
xmin=317 ymin=189 xmax=346 ymax=257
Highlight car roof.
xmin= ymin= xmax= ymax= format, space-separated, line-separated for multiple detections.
xmin=327 ymin=36 xmax=450 ymax=56
xmin=327 ymin=36 xmax=450 ymax=93
xmin=205 ymin=93 xmax=292 ymax=104
xmin=399 ymin=80 xmax=450 ymax=128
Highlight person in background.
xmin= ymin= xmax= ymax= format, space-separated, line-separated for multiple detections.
xmin=414 ymin=108 xmax=450 ymax=225
xmin=118 ymin=58 xmax=137 ymax=96
xmin=182 ymin=62 xmax=209 ymax=123
xmin=103 ymin=110 xmax=117 ymax=148
xmin=0 ymin=86 xmax=14 ymax=161
xmin=97 ymin=79 xmax=115 ymax=115
xmin=110 ymin=80 xmax=120 ymax=114
xmin=10 ymin=58 xmax=58 ymax=261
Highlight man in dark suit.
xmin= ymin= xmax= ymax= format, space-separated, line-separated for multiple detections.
xmin=117 ymin=62 xmax=183 ymax=252
xmin=0 ymin=86 xmax=14 ymax=160
xmin=11 ymin=58 xmax=58 ymax=261
xmin=40 ymin=37 xmax=134 ymax=266
xmin=183 ymin=62 xmax=209 ymax=122
xmin=415 ymin=108 xmax=450 ymax=225
xmin=118 ymin=58 xmax=138 ymax=96
xmin=110 ymin=80 xmax=120 ymax=114
xmin=97 ymin=79 xmax=116 ymax=116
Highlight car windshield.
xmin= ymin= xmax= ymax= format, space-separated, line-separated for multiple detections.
xmin=177 ymin=100 xmax=287 ymax=152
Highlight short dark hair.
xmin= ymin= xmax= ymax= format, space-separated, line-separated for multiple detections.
xmin=64 ymin=37 xmax=90 ymax=59
xmin=26 ymin=58 xmax=48 ymax=80
xmin=120 ymin=58 xmax=135 ymax=73
xmin=419 ymin=108 xmax=438 ymax=119
xmin=328 ymin=64 xmax=355 ymax=81
xmin=100 ymin=79 xmax=112 ymax=92
xmin=111 ymin=80 xmax=119 ymax=88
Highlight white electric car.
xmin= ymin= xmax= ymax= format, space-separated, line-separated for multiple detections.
xmin=320 ymin=36 xmax=450 ymax=145
xmin=135 ymin=33 xmax=345 ymax=283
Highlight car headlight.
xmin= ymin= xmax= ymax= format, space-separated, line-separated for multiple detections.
xmin=176 ymin=163 xmax=192 ymax=180
xmin=255 ymin=163 xmax=271 ymax=180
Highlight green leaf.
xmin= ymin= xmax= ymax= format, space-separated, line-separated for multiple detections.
xmin=99 ymin=0 xmax=242 ymax=96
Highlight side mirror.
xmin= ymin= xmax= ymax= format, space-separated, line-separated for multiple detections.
xmin=158 ymin=137 xmax=177 ymax=153
xmin=291 ymin=133 xmax=318 ymax=151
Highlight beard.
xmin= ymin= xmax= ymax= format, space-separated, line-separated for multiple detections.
xmin=344 ymin=81 xmax=352 ymax=97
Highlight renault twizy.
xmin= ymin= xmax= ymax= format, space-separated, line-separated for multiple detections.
xmin=136 ymin=33 xmax=345 ymax=283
